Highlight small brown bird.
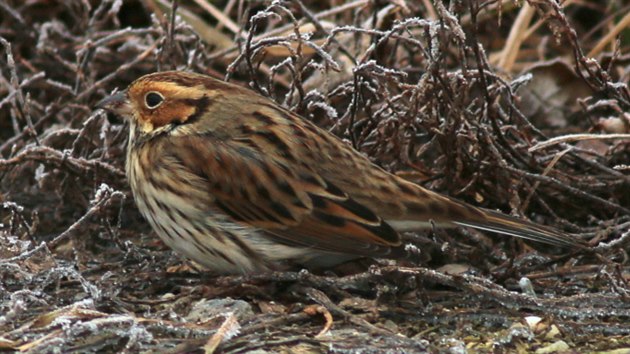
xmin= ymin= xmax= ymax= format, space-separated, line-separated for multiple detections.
xmin=97 ymin=71 xmax=581 ymax=274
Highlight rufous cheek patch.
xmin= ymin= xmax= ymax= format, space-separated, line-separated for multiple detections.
xmin=146 ymin=103 xmax=196 ymax=128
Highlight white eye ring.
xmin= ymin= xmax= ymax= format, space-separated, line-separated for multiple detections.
xmin=144 ymin=91 xmax=164 ymax=109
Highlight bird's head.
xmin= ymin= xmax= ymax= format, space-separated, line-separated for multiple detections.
xmin=96 ymin=71 xmax=228 ymax=138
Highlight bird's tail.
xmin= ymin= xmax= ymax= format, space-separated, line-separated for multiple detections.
xmin=451 ymin=206 xmax=582 ymax=248
xmin=390 ymin=191 xmax=584 ymax=249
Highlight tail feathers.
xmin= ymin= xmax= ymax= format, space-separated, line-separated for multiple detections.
xmin=452 ymin=209 xmax=583 ymax=248
xmin=392 ymin=195 xmax=584 ymax=249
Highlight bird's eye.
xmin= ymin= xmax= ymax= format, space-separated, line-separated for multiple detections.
xmin=144 ymin=91 xmax=164 ymax=109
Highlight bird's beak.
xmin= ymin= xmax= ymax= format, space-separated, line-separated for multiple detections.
xmin=96 ymin=91 xmax=132 ymax=117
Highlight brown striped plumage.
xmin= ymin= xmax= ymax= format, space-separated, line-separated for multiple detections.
xmin=97 ymin=71 xmax=583 ymax=274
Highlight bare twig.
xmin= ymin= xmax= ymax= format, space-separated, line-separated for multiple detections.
xmin=529 ymin=133 xmax=630 ymax=152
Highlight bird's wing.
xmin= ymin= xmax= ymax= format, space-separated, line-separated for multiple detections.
xmin=165 ymin=134 xmax=403 ymax=257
